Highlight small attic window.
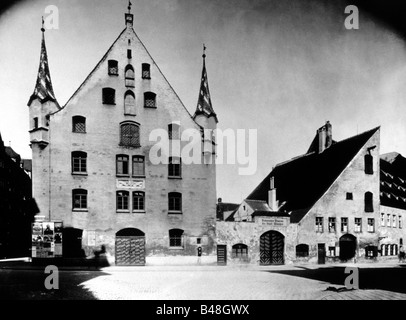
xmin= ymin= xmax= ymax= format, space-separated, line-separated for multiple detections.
xmin=364 ymin=154 xmax=373 ymax=174
xmin=142 ymin=63 xmax=150 ymax=79
xmin=102 ymin=88 xmax=116 ymax=105
xmin=108 ymin=60 xmax=118 ymax=75
xmin=346 ymin=192 xmax=353 ymax=200
xmin=33 ymin=117 xmax=38 ymax=129
xmin=128 ymin=39 xmax=131 ymax=45
xmin=127 ymin=49 xmax=132 ymax=59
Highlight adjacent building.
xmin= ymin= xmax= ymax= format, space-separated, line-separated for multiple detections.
xmin=27 ymin=6 xmax=218 ymax=265
xmin=0 ymin=133 xmax=37 ymax=258
xmin=218 ymin=122 xmax=405 ymax=265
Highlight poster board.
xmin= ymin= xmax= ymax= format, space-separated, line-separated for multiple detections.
xmin=32 ymin=221 xmax=63 ymax=258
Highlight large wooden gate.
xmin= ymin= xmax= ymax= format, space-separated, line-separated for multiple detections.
xmin=115 ymin=236 xmax=145 ymax=266
xmin=260 ymin=231 xmax=284 ymax=265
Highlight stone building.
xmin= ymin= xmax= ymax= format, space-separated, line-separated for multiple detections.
xmin=217 ymin=122 xmax=402 ymax=265
xmin=27 ymin=6 xmax=217 ymax=265
xmin=0 ymin=132 xmax=37 ymax=258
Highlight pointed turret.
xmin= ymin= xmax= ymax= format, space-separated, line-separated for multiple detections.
xmin=27 ymin=19 xmax=60 ymax=149
xmin=28 ymin=19 xmax=59 ymax=107
xmin=193 ymin=45 xmax=218 ymax=123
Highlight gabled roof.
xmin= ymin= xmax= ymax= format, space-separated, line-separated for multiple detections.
xmin=247 ymin=126 xmax=380 ymax=223
xmin=380 ymin=153 xmax=406 ymax=210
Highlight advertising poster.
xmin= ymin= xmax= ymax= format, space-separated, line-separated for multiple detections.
xmin=31 ymin=221 xmax=63 ymax=258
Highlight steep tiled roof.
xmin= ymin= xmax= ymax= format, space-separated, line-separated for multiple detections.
xmin=380 ymin=153 xmax=406 ymax=210
xmin=247 ymin=127 xmax=380 ymax=223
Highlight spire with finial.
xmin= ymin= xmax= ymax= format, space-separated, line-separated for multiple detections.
xmin=28 ymin=17 xmax=59 ymax=107
xmin=125 ymin=0 xmax=134 ymax=28
xmin=193 ymin=44 xmax=217 ymax=122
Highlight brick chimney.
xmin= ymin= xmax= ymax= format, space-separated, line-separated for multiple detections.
xmin=317 ymin=121 xmax=332 ymax=153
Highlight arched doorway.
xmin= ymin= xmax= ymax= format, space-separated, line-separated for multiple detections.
xmin=339 ymin=234 xmax=356 ymax=261
xmin=260 ymin=231 xmax=284 ymax=265
xmin=115 ymin=228 xmax=145 ymax=266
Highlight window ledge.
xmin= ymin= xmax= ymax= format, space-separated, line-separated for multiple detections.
xmin=144 ymin=106 xmax=157 ymax=109
xmin=72 ymin=172 xmax=88 ymax=176
xmin=116 ymin=174 xmax=130 ymax=178
xmin=142 ymin=77 xmax=151 ymax=80
xmin=103 ymin=103 xmax=116 ymax=105
xmin=116 ymin=210 xmax=130 ymax=213
xmin=73 ymin=209 xmax=88 ymax=212
xmin=132 ymin=210 xmax=146 ymax=214
xmin=72 ymin=131 xmax=86 ymax=134
xmin=168 ymin=211 xmax=183 ymax=215
xmin=132 ymin=175 xmax=146 ymax=179
xmin=108 ymin=73 xmax=119 ymax=76
xmin=168 ymin=176 xmax=182 ymax=180
xmin=169 ymin=247 xmax=184 ymax=250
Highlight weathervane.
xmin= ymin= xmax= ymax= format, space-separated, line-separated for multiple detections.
xmin=41 ymin=16 xmax=45 ymax=32
xmin=203 ymin=44 xmax=206 ymax=59
xmin=128 ymin=0 xmax=132 ymax=14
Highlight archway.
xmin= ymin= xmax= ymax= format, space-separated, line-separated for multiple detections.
xmin=339 ymin=234 xmax=356 ymax=261
xmin=259 ymin=230 xmax=284 ymax=265
xmin=115 ymin=228 xmax=145 ymax=266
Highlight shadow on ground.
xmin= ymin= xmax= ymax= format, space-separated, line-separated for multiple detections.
xmin=0 ymin=256 xmax=111 ymax=300
xmin=264 ymin=264 xmax=406 ymax=294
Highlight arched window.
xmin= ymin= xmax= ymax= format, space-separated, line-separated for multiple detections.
xmin=144 ymin=91 xmax=156 ymax=108
xmin=116 ymin=191 xmax=129 ymax=211
xmin=102 ymin=87 xmax=115 ymax=104
xmin=72 ymin=189 xmax=87 ymax=210
xmin=168 ymin=192 xmax=182 ymax=213
xmin=364 ymin=154 xmax=373 ymax=174
xmin=72 ymin=116 xmax=86 ymax=133
xmin=133 ymin=191 xmax=145 ymax=211
xmin=125 ymin=65 xmax=135 ymax=87
xmin=124 ymin=90 xmax=136 ymax=115
xmin=120 ymin=122 xmax=140 ymax=147
xmin=169 ymin=229 xmax=184 ymax=247
xmin=296 ymin=244 xmax=309 ymax=258
xmin=108 ymin=60 xmax=118 ymax=75
xmin=365 ymin=192 xmax=373 ymax=212
xmin=232 ymin=243 xmax=248 ymax=260
xmin=142 ymin=63 xmax=150 ymax=79
xmin=71 ymin=151 xmax=87 ymax=174
xmin=116 ymin=155 xmax=129 ymax=175
xmin=168 ymin=123 xmax=180 ymax=140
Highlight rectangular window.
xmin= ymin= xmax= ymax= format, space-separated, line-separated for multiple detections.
xmin=315 ymin=217 xmax=323 ymax=232
xmin=108 ymin=60 xmax=118 ymax=75
xmin=132 ymin=156 xmax=145 ymax=176
xmin=381 ymin=213 xmax=385 ymax=227
xmin=399 ymin=216 xmax=403 ymax=229
xmin=127 ymin=49 xmax=132 ymax=59
xmin=168 ymin=193 xmax=182 ymax=213
xmin=328 ymin=217 xmax=336 ymax=233
xmin=367 ymin=218 xmax=375 ymax=232
xmin=34 ymin=117 xmax=38 ymax=129
xmin=117 ymin=191 xmax=129 ymax=211
xmin=354 ymin=218 xmax=362 ymax=233
xmin=341 ymin=218 xmax=348 ymax=232
xmin=393 ymin=215 xmax=397 ymax=228
xmin=120 ymin=123 xmax=140 ymax=147
xmin=72 ymin=152 xmax=87 ymax=173
xmin=387 ymin=214 xmax=391 ymax=227
xmin=133 ymin=192 xmax=145 ymax=211
xmin=168 ymin=124 xmax=180 ymax=140
xmin=142 ymin=63 xmax=150 ymax=79
xmin=168 ymin=157 xmax=181 ymax=178
xmin=72 ymin=190 xmax=87 ymax=210
xmin=169 ymin=235 xmax=183 ymax=247
xmin=116 ymin=155 xmax=129 ymax=175
xmin=328 ymin=246 xmax=336 ymax=257
xmin=346 ymin=192 xmax=353 ymax=200
xmin=102 ymin=88 xmax=115 ymax=104
xmin=72 ymin=116 xmax=86 ymax=133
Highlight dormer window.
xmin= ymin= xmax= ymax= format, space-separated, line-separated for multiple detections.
xmin=142 ymin=63 xmax=150 ymax=79
xmin=108 ymin=60 xmax=118 ymax=75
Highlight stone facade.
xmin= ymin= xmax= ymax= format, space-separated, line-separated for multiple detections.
xmin=28 ymin=11 xmax=217 ymax=264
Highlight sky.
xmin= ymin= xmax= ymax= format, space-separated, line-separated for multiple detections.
xmin=1 ymin=0 xmax=406 ymax=203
